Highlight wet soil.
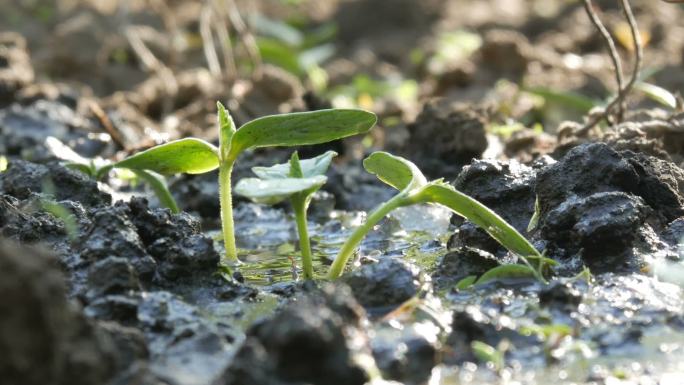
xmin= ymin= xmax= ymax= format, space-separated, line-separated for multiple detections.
xmin=2 ymin=1 xmax=684 ymax=385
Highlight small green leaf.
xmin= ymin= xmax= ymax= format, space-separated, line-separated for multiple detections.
xmin=0 ymin=156 xmax=7 ymax=172
xmin=634 ymin=82 xmax=677 ymax=110
xmin=362 ymin=151 xmax=427 ymax=192
xmin=289 ymin=152 xmax=304 ymax=178
xmin=130 ymin=169 xmax=180 ymax=213
xmin=471 ymin=341 xmax=504 ymax=370
xmin=416 ymin=183 xmax=540 ymax=259
xmin=253 ymin=150 xmax=337 ymax=180
xmin=217 ymin=102 xmax=237 ymax=161
xmin=64 ymin=162 xmax=96 ymax=178
xmin=475 ymin=264 xmax=537 ymax=285
xmin=523 ymin=87 xmax=598 ymax=113
xmin=527 ymin=195 xmax=541 ymax=232
xmin=455 ymin=275 xmax=477 ymax=290
xmin=229 ymin=109 xmax=376 ymax=160
xmin=115 ymin=138 xmax=219 ymax=175
xmin=234 ymin=175 xmax=327 ymax=204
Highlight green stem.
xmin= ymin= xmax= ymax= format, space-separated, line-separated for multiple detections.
xmin=291 ymin=195 xmax=314 ymax=279
xmin=327 ymin=194 xmax=407 ymax=279
xmin=219 ymin=161 xmax=238 ymax=263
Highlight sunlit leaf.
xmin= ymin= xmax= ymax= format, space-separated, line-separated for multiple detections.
xmin=362 ymin=151 xmax=427 ymax=192
xmin=229 ymin=109 xmax=376 ymax=159
xmin=115 ymin=138 xmax=219 ymax=175
xmin=234 ymin=175 xmax=327 ymax=204
xmin=475 ymin=264 xmax=537 ymax=285
xmin=634 ymin=82 xmax=677 ymax=109
xmin=252 ymin=150 xmax=337 ymax=180
xmin=416 ymin=182 xmax=540 ymax=259
xmin=455 ymin=275 xmax=478 ymax=290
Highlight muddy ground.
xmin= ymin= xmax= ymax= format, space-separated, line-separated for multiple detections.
xmin=2 ymin=1 xmax=684 ymax=384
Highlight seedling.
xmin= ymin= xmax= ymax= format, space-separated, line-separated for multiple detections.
xmin=115 ymin=103 xmax=376 ymax=263
xmin=234 ymin=150 xmax=336 ymax=279
xmin=327 ymin=151 xmax=554 ymax=280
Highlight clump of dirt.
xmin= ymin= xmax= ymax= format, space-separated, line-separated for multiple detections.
xmin=0 ymin=240 xmax=117 ymax=385
xmin=225 ymin=284 xmax=373 ymax=385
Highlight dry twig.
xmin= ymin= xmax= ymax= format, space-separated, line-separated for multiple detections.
xmin=577 ymin=0 xmax=643 ymax=136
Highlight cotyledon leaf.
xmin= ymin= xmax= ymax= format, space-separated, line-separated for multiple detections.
xmin=234 ymin=175 xmax=327 ymax=205
xmin=252 ymin=150 xmax=337 ymax=180
xmin=228 ymin=109 xmax=376 ymax=159
xmin=115 ymin=138 xmax=220 ymax=175
xmin=362 ymin=151 xmax=427 ymax=192
xmin=416 ymin=182 xmax=541 ymax=259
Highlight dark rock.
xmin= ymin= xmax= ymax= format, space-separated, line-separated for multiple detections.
xmin=538 ymin=281 xmax=584 ymax=310
xmin=541 ymin=192 xmax=650 ymax=268
xmin=622 ymin=151 xmax=684 ymax=222
xmin=0 ymin=32 xmax=34 ymax=106
xmin=449 ymin=158 xmax=537 ymax=255
xmin=148 ymin=235 xmax=219 ymax=280
xmin=445 ymin=306 xmax=529 ymax=365
xmin=87 ymin=257 xmax=141 ymax=299
xmin=126 ymin=197 xmax=200 ymax=245
xmin=0 ymin=194 xmax=69 ymax=244
xmin=137 ymin=291 xmax=235 ymax=385
xmin=536 ymin=143 xmax=640 ymax=220
xmin=406 ymin=100 xmax=488 ymax=179
xmin=480 ymin=29 xmax=531 ymax=79
xmin=371 ymin=324 xmax=438 ymax=385
xmin=0 ymin=240 xmax=117 ymax=385
xmin=79 ymin=205 xmax=156 ymax=280
xmin=433 ymin=247 xmax=504 ymax=288
xmin=224 ymin=284 xmax=372 ymax=385
xmin=84 ymin=295 xmax=141 ymax=326
xmin=343 ymin=257 xmax=429 ymax=313
xmin=0 ymin=99 xmax=103 ymax=161
xmin=0 ymin=160 xmax=110 ymax=207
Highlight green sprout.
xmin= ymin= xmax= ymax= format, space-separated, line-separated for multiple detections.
xmin=115 ymin=103 xmax=376 ymax=263
xmin=235 ymin=150 xmax=337 ymax=279
xmin=327 ymin=151 xmax=553 ymax=280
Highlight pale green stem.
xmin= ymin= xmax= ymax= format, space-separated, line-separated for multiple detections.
xmin=327 ymin=194 xmax=407 ymax=279
xmin=219 ymin=161 xmax=238 ymax=262
xmin=291 ymin=195 xmax=314 ymax=279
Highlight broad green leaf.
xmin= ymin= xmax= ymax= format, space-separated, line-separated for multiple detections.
xmin=363 ymin=151 xmax=427 ymax=192
xmin=634 ymin=82 xmax=677 ymax=109
xmin=252 ymin=150 xmax=337 ymax=180
xmin=115 ymin=138 xmax=219 ymax=175
xmin=455 ymin=275 xmax=478 ymax=290
xmin=229 ymin=109 xmax=376 ymax=159
xmin=217 ymin=102 xmax=236 ymax=160
xmin=475 ymin=264 xmax=537 ymax=285
xmin=416 ymin=183 xmax=540 ymax=259
xmin=130 ymin=169 xmax=180 ymax=213
xmin=235 ymin=175 xmax=327 ymax=204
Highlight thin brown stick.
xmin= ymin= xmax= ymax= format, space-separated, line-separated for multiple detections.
xmin=212 ymin=0 xmax=238 ymax=81
xmin=582 ymin=0 xmax=625 ymax=119
xmin=577 ymin=0 xmax=643 ymax=136
xmin=225 ymin=0 xmax=263 ymax=79
xmin=200 ymin=2 xmax=222 ymax=77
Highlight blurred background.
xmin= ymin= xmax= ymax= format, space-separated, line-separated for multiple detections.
xmin=1 ymin=0 xmax=683 ymax=174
